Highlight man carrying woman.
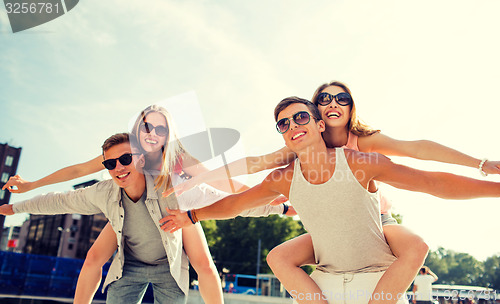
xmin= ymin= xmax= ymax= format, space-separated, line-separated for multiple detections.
xmin=162 ymin=96 xmax=500 ymax=304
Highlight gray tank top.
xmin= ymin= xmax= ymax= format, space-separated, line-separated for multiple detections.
xmin=289 ymin=148 xmax=396 ymax=274
xmin=122 ymin=189 xmax=168 ymax=265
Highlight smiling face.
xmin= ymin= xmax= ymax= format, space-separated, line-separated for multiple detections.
xmin=277 ymin=103 xmax=325 ymax=153
xmin=139 ymin=112 xmax=168 ymax=153
xmin=103 ymin=142 xmax=145 ymax=193
xmin=317 ymin=85 xmax=351 ymax=130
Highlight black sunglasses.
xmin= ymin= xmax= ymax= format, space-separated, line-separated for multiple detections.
xmin=316 ymin=92 xmax=352 ymax=107
xmin=102 ymin=153 xmax=141 ymax=170
xmin=276 ymin=111 xmax=311 ymax=134
xmin=140 ymin=122 xmax=169 ymax=137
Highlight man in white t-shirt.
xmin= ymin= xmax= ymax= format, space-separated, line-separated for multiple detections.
xmin=412 ymin=266 xmax=438 ymax=304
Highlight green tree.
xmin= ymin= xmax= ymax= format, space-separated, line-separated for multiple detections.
xmin=424 ymin=247 xmax=450 ymax=279
xmin=391 ymin=213 xmax=403 ymax=225
xmin=481 ymin=255 xmax=500 ymax=289
xmin=424 ymin=247 xmax=484 ymax=286
xmin=201 ymin=215 xmax=306 ymax=275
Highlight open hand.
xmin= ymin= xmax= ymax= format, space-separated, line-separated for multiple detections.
xmin=2 ymin=175 xmax=33 ymax=193
xmin=160 ymin=208 xmax=193 ymax=233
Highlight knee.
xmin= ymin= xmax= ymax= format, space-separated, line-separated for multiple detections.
xmin=267 ymin=246 xmax=289 ymax=272
xmin=413 ymin=238 xmax=430 ymax=263
xmin=399 ymin=237 xmax=429 ymax=268
xmin=192 ymin=256 xmax=217 ymax=276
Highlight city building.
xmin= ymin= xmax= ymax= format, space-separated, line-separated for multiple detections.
xmin=0 ymin=225 xmax=22 ymax=251
xmin=0 ymin=143 xmax=22 ymax=246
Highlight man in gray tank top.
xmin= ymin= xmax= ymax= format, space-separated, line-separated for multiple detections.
xmin=162 ymin=97 xmax=500 ymax=304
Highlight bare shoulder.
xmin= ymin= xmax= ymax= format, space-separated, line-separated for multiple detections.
xmin=357 ymin=132 xmax=391 ymax=152
xmin=262 ymin=163 xmax=294 ymax=196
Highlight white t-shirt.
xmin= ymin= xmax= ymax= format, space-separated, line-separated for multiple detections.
xmin=413 ymin=274 xmax=435 ymax=301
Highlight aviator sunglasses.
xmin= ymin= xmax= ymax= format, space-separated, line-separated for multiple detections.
xmin=102 ymin=153 xmax=141 ymax=170
xmin=276 ymin=111 xmax=311 ymax=134
xmin=316 ymin=92 xmax=352 ymax=107
xmin=140 ymin=122 xmax=169 ymax=137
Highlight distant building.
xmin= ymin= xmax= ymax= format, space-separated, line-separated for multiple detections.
xmin=72 ymin=180 xmax=109 ymax=259
xmin=0 ymin=225 xmax=22 ymax=251
xmin=0 ymin=143 xmax=22 ymax=245
xmin=20 ymin=179 xmax=108 ymax=259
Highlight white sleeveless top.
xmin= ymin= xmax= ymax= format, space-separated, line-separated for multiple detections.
xmin=289 ymin=148 xmax=396 ymax=274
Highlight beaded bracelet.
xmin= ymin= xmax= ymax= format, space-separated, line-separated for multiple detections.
xmin=479 ymin=158 xmax=488 ymax=177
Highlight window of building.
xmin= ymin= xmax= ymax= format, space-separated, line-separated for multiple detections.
xmin=0 ymin=189 xmax=4 ymax=200
xmin=5 ymin=156 xmax=13 ymax=167
xmin=1 ymin=172 xmax=9 ymax=183
xmin=68 ymin=243 xmax=74 ymax=250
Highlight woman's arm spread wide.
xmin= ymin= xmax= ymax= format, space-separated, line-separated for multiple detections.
xmin=165 ymin=147 xmax=295 ymax=197
xmin=2 ymin=155 xmax=104 ymax=193
xmin=161 ymin=172 xmax=284 ymax=233
xmin=370 ymin=153 xmax=500 ymax=199
xmin=360 ymin=133 xmax=500 ymax=175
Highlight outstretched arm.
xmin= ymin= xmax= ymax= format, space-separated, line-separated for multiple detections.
xmin=164 ymin=147 xmax=295 ymax=197
xmin=161 ymin=169 xmax=286 ymax=232
xmin=2 ymin=156 xmax=104 ymax=193
xmin=360 ymin=133 xmax=500 ymax=175
xmin=1 ymin=182 xmax=105 ymax=216
xmin=370 ymin=153 xmax=500 ymax=199
xmin=174 ymin=182 xmax=293 ymax=218
xmin=180 ymin=152 xmax=248 ymax=194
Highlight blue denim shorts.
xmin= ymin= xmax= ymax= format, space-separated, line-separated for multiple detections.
xmin=381 ymin=213 xmax=398 ymax=226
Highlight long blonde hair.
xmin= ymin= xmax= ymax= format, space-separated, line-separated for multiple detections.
xmin=311 ymin=81 xmax=380 ymax=137
xmin=130 ymin=105 xmax=186 ymax=190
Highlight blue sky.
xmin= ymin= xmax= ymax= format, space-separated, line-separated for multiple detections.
xmin=1 ymin=0 xmax=500 ymax=261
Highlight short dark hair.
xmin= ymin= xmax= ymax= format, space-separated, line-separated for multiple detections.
xmin=102 ymin=133 xmax=130 ymax=154
xmin=274 ymin=96 xmax=322 ymax=122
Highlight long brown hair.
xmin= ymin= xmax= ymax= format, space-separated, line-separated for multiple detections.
xmin=130 ymin=104 xmax=186 ymax=190
xmin=311 ymin=81 xmax=380 ymax=137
